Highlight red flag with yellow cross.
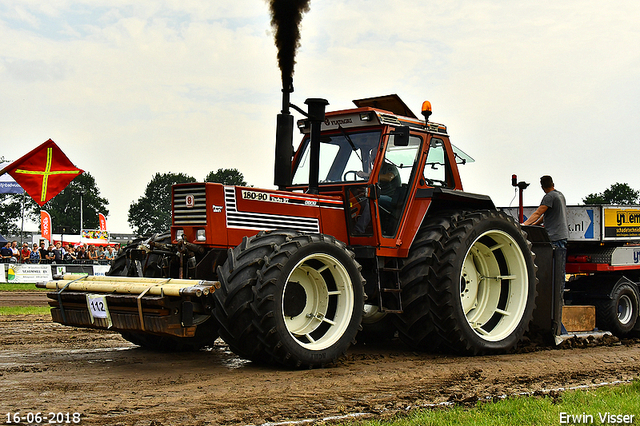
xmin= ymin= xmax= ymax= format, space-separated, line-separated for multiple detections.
xmin=0 ymin=139 xmax=84 ymax=206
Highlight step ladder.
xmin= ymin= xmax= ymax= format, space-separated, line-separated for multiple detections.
xmin=377 ymin=257 xmax=403 ymax=313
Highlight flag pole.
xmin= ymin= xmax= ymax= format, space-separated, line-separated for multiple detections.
xmin=20 ymin=190 xmax=25 ymax=246
xmin=80 ymin=192 xmax=83 ymax=238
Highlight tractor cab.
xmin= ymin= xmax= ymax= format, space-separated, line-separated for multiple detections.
xmin=289 ymin=95 xmax=473 ymax=254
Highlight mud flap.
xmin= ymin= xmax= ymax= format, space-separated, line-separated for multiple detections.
xmin=523 ymin=226 xmax=565 ymax=343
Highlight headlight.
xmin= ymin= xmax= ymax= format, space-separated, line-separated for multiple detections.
xmin=196 ymin=229 xmax=206 ymax=241
xmin=175 ymin=229 xmax=184 ymax=240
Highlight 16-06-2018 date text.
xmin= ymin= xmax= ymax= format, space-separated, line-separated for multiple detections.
xmin=5 ymin=412 xmax=81 ymax=425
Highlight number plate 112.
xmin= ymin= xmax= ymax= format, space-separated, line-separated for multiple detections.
xmin=86 ymin=294 xmax=112 ymax=327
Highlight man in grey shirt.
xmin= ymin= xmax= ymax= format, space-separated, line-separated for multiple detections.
xmin=523 ymin=175 xmax=569 ymax=248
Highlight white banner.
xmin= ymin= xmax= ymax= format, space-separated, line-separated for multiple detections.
xmin=0 ymin=264 xmax=6 ymax=283
xmin=7 ymin=264 xmax=53 ymax=283
xmin=92 ymin=265 xmax=111 ymax=276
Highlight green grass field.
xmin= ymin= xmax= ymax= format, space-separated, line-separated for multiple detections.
xmin=0 ymin=306 xmax=51 ymax=315
xmin=344 ymin=380 xmax=640 ymax=426
xmin=0 ymin=283 xmax=48 ymax=291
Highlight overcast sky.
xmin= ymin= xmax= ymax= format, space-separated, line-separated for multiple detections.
xmin=2 ymin=1 xmax=640 ymax=233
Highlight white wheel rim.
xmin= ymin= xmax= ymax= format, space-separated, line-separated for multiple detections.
xmin=618 ymin=294 xmax=633 ymax=325
xmin=282 ymin=253 xmax=355 ymax=350
xmin=460 ymin=229 xmax=529 ymax=342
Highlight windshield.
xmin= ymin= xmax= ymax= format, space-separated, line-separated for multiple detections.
xmin=292 ymin=130 xmax=382 ymax=185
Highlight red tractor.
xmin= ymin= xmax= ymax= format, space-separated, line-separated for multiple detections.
xmin=42 ymin=94 xmax=538 ymax=368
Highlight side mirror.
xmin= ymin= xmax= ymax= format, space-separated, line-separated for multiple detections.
xmin=389 ymin=126 xmax=410 ymax=146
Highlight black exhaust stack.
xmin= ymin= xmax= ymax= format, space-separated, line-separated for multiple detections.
xmin=274 ymin=77 xmax=294 ymax=189
xmin=305 ymin=98 xmax=328 ymax=195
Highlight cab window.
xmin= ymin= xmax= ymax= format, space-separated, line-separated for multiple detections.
xmin=423 ymin=138 xmax=451 ymax=187
xmin=292 ymin=130 xmax=382 ymax=185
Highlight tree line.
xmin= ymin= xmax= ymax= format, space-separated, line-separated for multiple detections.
xmin=128 ymin=168 xmax=246 ymax=236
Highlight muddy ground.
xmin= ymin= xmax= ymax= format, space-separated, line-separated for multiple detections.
xmin=1 ymin=292 xmax=640 ymax=425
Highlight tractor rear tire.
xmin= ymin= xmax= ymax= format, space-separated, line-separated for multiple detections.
xmin=214 ymin=231 xmax=365 ymax=368
xmin=395 ymin=210 xmax=537 ymax=355
xmin=594 ymin=282 xmax=639 ymax=336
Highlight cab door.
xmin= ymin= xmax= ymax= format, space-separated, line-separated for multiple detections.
xmin=373 ymin=133 xmax=425 ymax=246
xmin=346 ymin=132 xmax=424 ymax=246
xmin=345 ymin=130 xmax=429 ymax=250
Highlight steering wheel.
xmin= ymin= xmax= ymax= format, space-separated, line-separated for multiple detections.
xmin=343 ymin=170 xmax=359 ymax=181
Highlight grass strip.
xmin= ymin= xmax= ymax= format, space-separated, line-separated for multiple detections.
xmin=345 ymin=380 xmax=640 ymax=426
xmin=0 ymin=306 xmax=51 ymax=315
xmin=0 ymin=283 xmax=49 ymax=291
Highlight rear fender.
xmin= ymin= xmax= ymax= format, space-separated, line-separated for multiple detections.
xmin=417 ymin=187 xmax=495 ymax=215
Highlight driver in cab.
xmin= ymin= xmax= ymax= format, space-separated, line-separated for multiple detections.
xmin=378 ymin=162 xmax=400 ymax=212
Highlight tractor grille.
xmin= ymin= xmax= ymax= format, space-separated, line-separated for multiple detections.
xmin=173 ymin=184 xmax=207 ymax=225
xmin=224 ymin=186 xmax=320 ymax=233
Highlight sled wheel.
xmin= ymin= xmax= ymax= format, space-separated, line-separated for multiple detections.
xmin=214 ymin=231 xmax=365 ymax=368
xmin=595 ymin=282 xmax=639 ymax=336
xmin=396 ymin=210 xmax=537 ymax=355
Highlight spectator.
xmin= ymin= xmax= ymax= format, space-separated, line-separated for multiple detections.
xmin=10 ymin=241 xmax=20 ymax=262
xmin=87 ymin=245 xmax=98 ymax=262
xmin=76 ymin=245 xmax=87 ymax=261
xmin=45 ymin=245 xmax=55 ymax=263
xmin=1 ymin=242 xmax=12 ymax=261
xmin=38 ymin=243 xmax=48 ymax=263
xmin=96 ymin=245 xmax=105 ymax=260
xmin=104 ymin=246 xmax=115 ymax=262
xmin=64 ymin=246 xmax=77 ymax=262
xmin=20 ymin=243 xmax=31 ymax=263
xmin=30 ymin=244 xmax=41 ymax=264
xmin=52 ymin=242 xmax=64 ymax=263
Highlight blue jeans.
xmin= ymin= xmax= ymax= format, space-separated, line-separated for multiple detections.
xmin=551 ymin=239 xmax=567 ymax=249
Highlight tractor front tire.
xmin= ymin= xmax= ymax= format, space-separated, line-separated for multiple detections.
xmin=396 ymin=210 xmax=537 ymax=355
xmin=214 ymin=231 xmax=365 ymax=368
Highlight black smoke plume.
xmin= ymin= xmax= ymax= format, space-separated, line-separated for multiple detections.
xmin=268 ymin=0 xmax=310 ymax=93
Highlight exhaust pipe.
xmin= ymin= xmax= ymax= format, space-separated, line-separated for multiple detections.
xmin=274 ymin=78 xmax=294 ymax=190
xmin=273 ymin=76 xmax=328 ymax=194
xmin=305 ymin=97 xmax=329 ymax=195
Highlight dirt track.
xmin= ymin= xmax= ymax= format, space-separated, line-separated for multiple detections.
xmin=2 ymin=292 xmax=640 ymax=425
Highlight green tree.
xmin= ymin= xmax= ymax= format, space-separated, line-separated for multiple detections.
xmin=583 ymin=183 xmax=639 ymax=205
xmin=41 ymin=173 xmax=109 ymax=234
xmin=0 ymin=155 xmax=23 ymax=235
xmin=1 ymin=172 xmax=108 ymax=235
xmin=0 ymin=193 xmax=24 ymax=235
xmin=205 ymin=168 xmax=247 ymax=186
xmin=128 ymin=172 xmax=196 ymax=236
